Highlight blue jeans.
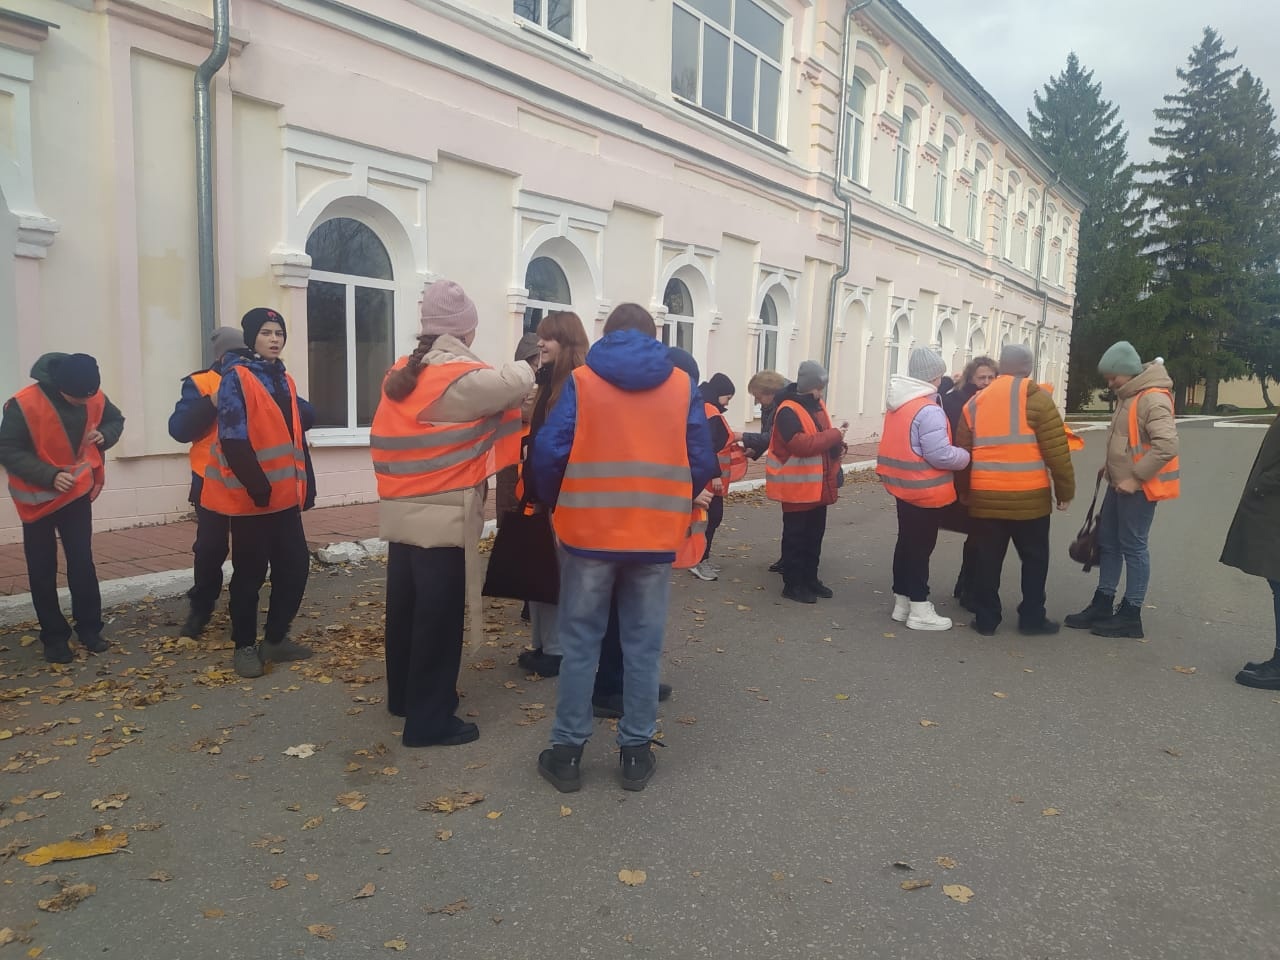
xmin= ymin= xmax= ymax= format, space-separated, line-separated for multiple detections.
xmin=551 ymin=549 xmax=671 ymax=748
xmin=1096 ymin=487 xmax=1158 ymax=605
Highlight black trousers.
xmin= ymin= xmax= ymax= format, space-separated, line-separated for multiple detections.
xmin=228 ymin=508 xmax=310 ymax=648
xmin=384 ymin=542 xmax=465 ymax=742
xmin=188 ymin=505 xmax=230 ymax=616
xmin=891 ymin=499 xmax=949 ymax=602
xmin=701 ymin=494 xmax=725 ymax=562
xmin=936 ymin=504 xmax=978 ymax=599
xmin=22 ymin=494 xmax=101 ymax=646
xmin=969 ymin=515 xmax=1052 ymax=631
xmin=781 ymin=505 xmax=827 ymax=588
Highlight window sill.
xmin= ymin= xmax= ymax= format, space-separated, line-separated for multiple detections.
xmin=309 ymin=428 xmax=371 ymax=448
xmin=840 ymin=176 xmax=872 ymax=196
xmin=516 ymin=18 xmax=590 ymax=60
xmin=671 ymin=94 xmax=788 ymax=154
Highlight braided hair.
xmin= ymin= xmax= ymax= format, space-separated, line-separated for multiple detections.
xmin=383 ymin=335 xmax=440 ymax=402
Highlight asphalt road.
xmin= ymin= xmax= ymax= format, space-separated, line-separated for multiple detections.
xmin=0 ymin=419 xmax=1276 ymax=960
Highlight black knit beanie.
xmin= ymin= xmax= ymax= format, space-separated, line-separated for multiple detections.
xmin=242 ymin=307 xmax=287 ymax=347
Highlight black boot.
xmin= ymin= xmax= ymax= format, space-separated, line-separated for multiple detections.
xmin=1064 ymin=590 xmax=1114 ymax=630
xmin=809 ymin=578 xmax=834 ymax=600
xmin=538 ymin=743 xmax=584 ymax=792
xmin=1236 ymin=658 xmax=1280 ymax=690
xmin=518 ymin=649 xmax=562 ymax=677
xmin=1090 ymin=599 xmax=1144 ymax=639
xmin=782 ymin=582 xmax=817 ymax=604
xmin=619 ymin=742 xmax=658 ymax=791
xmin=42 ymin=638 xmax=73 ymax=664
xmin=180 ymin=608 xmax=211 ymax=639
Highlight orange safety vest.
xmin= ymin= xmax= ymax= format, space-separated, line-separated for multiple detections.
xmin=673 ymin=507 xmax=709 ymax=569
xmin=200 ymin=366 xmax=307 ymax=516
xmin=704 ymin=401 xmax=748 ymax=490
xmin=1128 ymin=387 xmax=1180 ymax=501
xmin=553 ymin=366 xmax=693 ymax=554
xmin=369 ymin=358 xmax=521 ymax=499
xmin=5 ymin=386 xmax=105 ymax=523
xmin=876 ymin=394 xmax=957 ymax=507
xmin=187 ymin=369 xmax=221 ymax=480
xmin=963 ymin=376 xmax=1051 ymax=493
xmin=1039 ymin=383 xmax=1085 ymax=451
xmin=765 ymin=399 xmax=828 ymax=504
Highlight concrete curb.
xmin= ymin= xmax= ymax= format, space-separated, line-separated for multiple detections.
xmin=0 ymin=460 xmax=881 ymax=628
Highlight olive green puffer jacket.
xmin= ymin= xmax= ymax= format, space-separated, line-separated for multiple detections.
xmin=954 ymin=378 xmax=1076 ymax=520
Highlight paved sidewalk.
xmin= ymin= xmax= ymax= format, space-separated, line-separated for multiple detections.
xmin=0 ymin=441 xmax=882 ymax=598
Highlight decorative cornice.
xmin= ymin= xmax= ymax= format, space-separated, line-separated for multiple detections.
xmin=0 ymin=10 xmax=54 ymax=54
xmin=15 ymin=216 xmax=59 ymax=259
xmin=96 ymin=0 xmax=249 ymax=55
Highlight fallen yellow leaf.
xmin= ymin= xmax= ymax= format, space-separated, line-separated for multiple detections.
xmin=20 ymin=832 xmax=129 ymax=866
xmin=269 ymin=877 xmax=288 ymax=890
xmin=935 ymin=856 xmax=957 ymax=870
xmin=559 ymin=806 xmax=572 ymax=817
xmin=0 ymin=731 xmax=12 ymax=741
xmin=943 ymin=884 xmax=974 ymax=903
xmin=384 ymin=940 xmax=408 ymax=951
xmin=306 ymin=923 xmax=335 ymax=940
xmin=617 ymin=869 xmax=647 ymax=887
xmin=1042 ymin=808 xmax=1061 ymax=817
xmin=1172 ymin=665 xmax=1197 ymax=675
xmin=302 ymin=816 xmax=323 ymax=830
xmin=920 ymin=719 xmax=939 ymax=728
xmin=485 ymin=811 xmax=502 ymax=820
xmin=354 ymin=882 xmax=376 ymax=899
xmin=835 ymin=694 xmax=850 ymax=701
xmin=37 ymin=882 xmax=96 ymax=912
xmin=992 ymin=692 xmax=1008 ymax=699
xmin=203 ymin=908 xmax=225 ymax=919
xmin=435 ymin=830 xmax=452 ymax=841
xmin=900 ymin=878 xmax=932 ymax=891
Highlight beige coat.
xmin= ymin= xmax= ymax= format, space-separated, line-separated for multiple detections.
xmin=1102 ymin=363 xmax=1179 ymax=488
xmin=377 ymin=336 xmax=535 ymax=643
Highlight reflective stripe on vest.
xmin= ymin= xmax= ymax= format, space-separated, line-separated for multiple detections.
xmin=765 ymin=399 xmax=827 ymax=504
xmin=704 ymin=402 xmax=748 ymax=487
xmin=876 ymin=394 xmax=956 ymax=507
xmin=552 ymin=366 xmax=693 ymax=554
xmin=369 ymin=357 xmax=521 ymax=500
xmin=187 ymin=369 xmax=221 ymax=480
xmin=5 ymin=386 xmax=106 ymax=523
xmin=963 ymin=376 xmax=1050 ymax=492
xmin=1128 ymin=387 xmax=1180 ymax=501
xmin=199 ymin=367 xmax=306 ymax=516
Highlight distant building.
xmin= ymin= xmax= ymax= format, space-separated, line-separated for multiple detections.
xmin=0 ymin=0 xmax=1081 ymax=541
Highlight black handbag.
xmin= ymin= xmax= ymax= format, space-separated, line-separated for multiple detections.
xmin=482 ymin=496 xmax=560 ymax=604
xmin=1068 ymin=473 xmax=1104 ymax=572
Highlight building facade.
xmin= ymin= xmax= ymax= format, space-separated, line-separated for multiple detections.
xmin=0 ymin=0 xmax=1082 ymax=542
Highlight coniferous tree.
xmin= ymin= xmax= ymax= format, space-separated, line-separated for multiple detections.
xmin=1142 ymin=28 xmax=1280 ymax=412
xmin=1028 ymin=54 xmax=1147 ymax=411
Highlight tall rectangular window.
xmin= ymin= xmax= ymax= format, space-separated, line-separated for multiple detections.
xmin=894 ymin=111 xmax=916 ymax=207
xmin=935 ymin=139 xmax=953 ymax=227
xmin=967 ymin=160 xmax=986 ymax=241
xmin=843 ymin=75 xmax=867 ymax=183
xmin=671 ymin=0 xmax=785 ymax=140
xmin=515 ymin=0 xmax=574 ymax=42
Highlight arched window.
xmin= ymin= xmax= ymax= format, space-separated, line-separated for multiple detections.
xmin=757 ymin=292 xmax=780 ymax=371
xmin=935 ymin=137 xmax=954 ymax=227
xmin=1001 ymin=185 xmax=1017 ymax=260
xmin=888 ymin=316 xmax=909 ymax=376
xmin=843 ymin=73 xmax=870 ymax=184
xmin=894 ymin=110 xmax=916 ymax=207
xmin=967 ymin=157 xmax=987 ymax=242
xmin=968 ymin=327 xmax=986 ymax=358
xmin=662 ymin=277 xmax=695 ymax=353
xmin=1058 ymin=220 xmax=1071 ymax=285
xmin=523 ymin=256 xmax=573 ymax=333
xmin=306 ymin=216 xmax=396 ymax=430
xmin=1017 ymin=194 xmax=1036 ymax=270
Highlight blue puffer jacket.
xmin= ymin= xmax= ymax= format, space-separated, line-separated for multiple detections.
xmin=531 ymin=330 xmax=719 ymax=562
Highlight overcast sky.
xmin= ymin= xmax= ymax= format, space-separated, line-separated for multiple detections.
xmin=901 ymin=1 xmax=1280 ymax=167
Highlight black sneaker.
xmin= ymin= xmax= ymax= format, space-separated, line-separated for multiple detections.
xmin=233 ymin=645 xmax=265 ymax=678
xmin=768 ymin=559 xmax=784 ymax=574
xmin=518 ymin=650 xmax=562 ymax=677
xmin=403 ymin=717 xmax=479 ymax=748
xmin=1064 ymin=591 xmax=1115 ymax=630
xmin=970 ymin=620 xmax=998 ymax=637
xmin=1089 ymin=600 xmax=1144 ymax=639
xmin=592 ymin=683 xmax=672 ymax=719
xmin=180 ymin=609 xmax=211 ymax=639
xmin=260 ymin=637 xmax=314 ymax=662
xmin=43 ymin=638 xmax=73 ymax=664
xmin=782 ymin=584 xmax=817 ymax=604
xmin=80 ymin=634 xmax=109 ymax=654
xmin=1243 ymin=655 xmax=1280 ymax=672
xmin=810 ymin=580 xmax=834 ymax=600
xmin=619 ymin=742 xmax=659 ymax=791
xmin=1018 ymin=619 xmax=1061 ymax=636
xmin=1236 ymin=660 xmax=1280 ymax=690
xmin=538 ymin=743 xmax=584 ymax=792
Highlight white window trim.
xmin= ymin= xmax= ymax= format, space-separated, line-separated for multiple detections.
xmin=514 ymin=0 xmax=587 ymax=52
xmin=842 ymin=71 xmax=872 ymax=186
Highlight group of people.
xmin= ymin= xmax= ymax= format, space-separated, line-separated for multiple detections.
xmin=4 ymin=279 xmax=1280 ymax=797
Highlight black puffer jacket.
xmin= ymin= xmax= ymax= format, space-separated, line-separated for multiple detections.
xmin=1221 ymin=413 xmax=1280 ymax=583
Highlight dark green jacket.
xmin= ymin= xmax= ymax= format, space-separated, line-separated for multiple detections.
xmin=0 ymin=353 xmax=126 ymax=489
xmin=1220 ymin=413 xmax=1280 ymax=583
xmin=954 ymin=377 xmax=1076 ymax=520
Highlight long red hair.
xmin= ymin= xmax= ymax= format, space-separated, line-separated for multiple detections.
xmin=537 ymin=311 xmax=589 ymax=411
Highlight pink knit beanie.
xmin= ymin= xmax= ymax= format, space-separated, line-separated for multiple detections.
xmin=419 ymin=280 xmax=479 ymax=338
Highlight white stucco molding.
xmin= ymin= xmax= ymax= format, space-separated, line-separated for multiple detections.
xmin=513 ymin=191 xmax=607 ymax=328
xmin=656 ymin=240 xmax=719 ymax=359
xmin=0 ymin=20 xmax=56 ymax=246
xmin=269 ymin=249 xmax=313 ymax=289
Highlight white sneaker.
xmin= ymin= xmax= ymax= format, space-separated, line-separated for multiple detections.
xmin=906 ymin=600 xmax=952 ymax=631
xmin=892 ymin=594 xmax=910 ymax=622
xmin=689 ymin=562 xmax=718 ymax=582
xmin=708 ymin=562 xmax=723 ymax=575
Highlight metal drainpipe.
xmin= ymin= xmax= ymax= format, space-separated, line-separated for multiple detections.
xmin=195 ymin=0 xmax=231 ymax=364
xmin=1033 ymin=172 xmax=1062 ymax=382
xmin=823 ymin=0 xmax=875 ymax=372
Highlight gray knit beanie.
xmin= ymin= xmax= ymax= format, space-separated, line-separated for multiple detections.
xmin=999 ymin=344 xmax=1034 ymax=377
xmin=908 ymin=347 xmax=947 ymax=382
xmin=1097 ymin=340 xmax=1143 ymax=377
xmin=796 ymin=360 xmax=828 ymax=393
xmin=210 ymin=326 xmax=245 ymax=360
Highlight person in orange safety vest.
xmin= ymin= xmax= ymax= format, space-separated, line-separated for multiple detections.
xmin=530 ymin=303 xmax=718 ymax=794
xmin=687 ymin=372 xmax=745 ymax=583
xmin=766 ymin=360 xmax=848 ymax=605
xmin=371 ymin=280 xmax=533 ymax=749
xmin=0 ymin=353 xmax=125 ymax=663
xmin=1064 ymin=341 xmax=1179 ymax=640
xmin=877 ymin=348 xmax=971 ymax=632
xmin=955 ymin=344 xmax=1075 ymax=637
